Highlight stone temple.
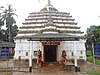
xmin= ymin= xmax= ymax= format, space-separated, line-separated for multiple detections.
xmin=14 ymin=0 xmax=86 ymax=63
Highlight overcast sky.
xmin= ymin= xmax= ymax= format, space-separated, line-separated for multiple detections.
xmin=0 ymin=0 xmax=100 ymax=33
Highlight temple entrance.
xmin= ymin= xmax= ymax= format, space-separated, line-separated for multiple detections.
xmin=44 ymin=45 xmax=57 ymax=62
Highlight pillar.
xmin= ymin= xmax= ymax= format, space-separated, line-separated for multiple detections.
xmin=29 ymin=41 xmax=33 ymax=73
xmin=74 ymin=41 xmax=78 ymax=72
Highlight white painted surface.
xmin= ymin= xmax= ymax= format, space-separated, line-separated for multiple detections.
xmin=14 ymin=39 xmax=86 ymax=61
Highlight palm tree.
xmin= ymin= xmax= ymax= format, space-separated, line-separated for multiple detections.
xmin=0 ymin=6 xmax=5 ymax=30
xmin=1 ymin=4 xmax=17 ymax=42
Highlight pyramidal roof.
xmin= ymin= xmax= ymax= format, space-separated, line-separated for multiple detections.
xmin=15 ymin=0 xmax=84 ymax=39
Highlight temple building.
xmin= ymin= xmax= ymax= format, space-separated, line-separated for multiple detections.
xmin=14 ymin=0 xmax=86 ymax=62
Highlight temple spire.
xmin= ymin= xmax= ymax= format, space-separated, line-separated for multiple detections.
xmin=48 ymin=0 xmax=51 ymax=5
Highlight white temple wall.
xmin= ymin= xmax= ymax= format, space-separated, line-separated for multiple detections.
xmin=30 ymin=41 xmax=40 ymax=59
xmin=14 ymin=39 xmax=40 ymax=60
xmin=14 ymin=39 xmax=30 ymax=59
xmin=57 ymin=42 xmax=64 ymax=61
xmin=58 ymin=40 xmax=86 ymax=61
xmin=58 ymin=41 xmax=75 ymax=60
xmin=14 ymin=39 xmax=86 ymax=61
xmin=40 ymin=44 xmax=44 ymax=61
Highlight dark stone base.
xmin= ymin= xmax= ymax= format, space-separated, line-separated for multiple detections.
xmin=29 ymin=67 xmax=32 ymax=73
xmin=75 ymin=66 xmax=80 ymax=72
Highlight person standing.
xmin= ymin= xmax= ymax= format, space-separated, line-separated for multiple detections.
xmin=37 ymin=49 xmax=42 ymax=67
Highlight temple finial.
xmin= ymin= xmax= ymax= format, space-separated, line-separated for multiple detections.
xmin=48 ymin=0 xmax=51 ymax=5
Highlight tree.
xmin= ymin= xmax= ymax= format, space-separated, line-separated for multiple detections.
xmin=0 ymin=6 xmax=5 ymax=41
xmin=86 ymin=25 xmax=100 ymax=43
xmin=0 ymin=29 xmax=8 ymax=41
xmin=0 ymin=6 xmax=4 ymax=29
xmin=6 ymin=25 xmax=18 ymax=42
xmin=86 ymin=25 xmax=100 ymax=50
xmin=1 ymin=4 xmax=17 ymax=42
xmin=0 ymin=5 xmax=18 ymax=42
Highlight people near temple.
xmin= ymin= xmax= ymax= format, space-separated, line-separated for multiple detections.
xmin=38 ymin=49 xmax=42 ymax=57
xmin=59 ymin=50 xmax=67 ymax=66
xmin=37 ymin=49 xmax=42 ymax=67
xmin=62 ymin=50 xmax=66 ymax=57
xmin=37 ymin=56 xmax=42 ymax=67
xmin=60 ymin=56 xmax=66 ymax=63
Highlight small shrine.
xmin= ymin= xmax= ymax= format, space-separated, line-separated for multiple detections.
xmin=14 ymin=0 xmax=86 ymax=63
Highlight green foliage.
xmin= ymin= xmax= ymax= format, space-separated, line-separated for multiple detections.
xmin=86 ymin=50 xmax=92 ymax=56
xmin=0 ymin=19 xmax=4 ymax=27
xmin=96 ymin=60 xmax=100 ymax=65
xmin=11 ymin=25 xmax=18 ymax=42
xmin=0 ymin=29 xmax=8 ymax=41
xmin=87 ymin=56 xmax=93 ymax=62
xmin=0 ymin=4 xmax=18 ymax=42
xmin=86 ymin=50 xmax=100 ymax=65
xmin=86 ymin=25 xmax=100 ymax=44
xmin=87 ymin=56 xmax=100 ymax=65
xmin=87 ymin=70 xmax=100 ymax=74
xmin=86 ymin=25 xmax=100 ymax=51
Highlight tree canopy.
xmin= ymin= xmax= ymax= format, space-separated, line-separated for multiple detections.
xmin=86 ymin=25 xmax=100 ymax=50
xmin=0 ymin=4 xmax=18 ymax=42
xmin=86 ymin=25 xmax=100 ymax=43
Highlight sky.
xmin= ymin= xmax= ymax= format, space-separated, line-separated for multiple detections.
xmin=0 ymin=0 xmax=100 ymax=33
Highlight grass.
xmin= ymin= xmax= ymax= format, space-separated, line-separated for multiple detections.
xmin=86 ymin=50 xmax=92 ymax=55
xmin=87 ymin=56 xmax=93 ymax=62
xmin=87 ymin=56 xmax=100 ymax=65
xmin=95 ymin=60 xmax=100 ymax=65
xmin=86 ymin=50 xmax=100 ymax=65
xmin=87 ymin=70 xmax=100 ymax=74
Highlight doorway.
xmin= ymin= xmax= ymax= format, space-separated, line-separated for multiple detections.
xmin=44 ymin=45 xmax=57 ymax=62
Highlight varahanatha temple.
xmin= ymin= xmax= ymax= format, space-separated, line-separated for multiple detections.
xmin=14 ymin=0 xmax=86 ymax=63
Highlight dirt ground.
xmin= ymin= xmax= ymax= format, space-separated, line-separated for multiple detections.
xmin=0 ymin=59 xmax=100 ymax=75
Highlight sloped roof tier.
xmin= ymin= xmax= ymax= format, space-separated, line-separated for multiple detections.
xmin=20 ymin=26 xmax=44 ymax=29
xmin=22 ymin=22 xmax=77 ymax=25
xmin=15 ymin=34 xmax=85 ymax=39
xmin=57 ymin=26 xmax=80 ymax=29
xmin=44 ymin=24 xmax=57 ymax=27
xmin=30 ymin=34 xmax=79 ymax=39
xmin=20 ymin=26 xmax=80 ymax=29
xmin=28 ymin=15 xmax=72 ymax=18
xmin=60 ymin=30 xmax=83 ymax=34
xmin=18 ymin=30 xmax=40 ymax=34
xmin=15 ymin=36 xmax=32 ymax=39
xmin=15 ymin=34 xmax=79 ymax=41
xmin=25 ymin=18 xmax=75 ymax=21
xmin=41 ymin=28 xmax=60 ymax=32
xmin=17 ymin=29 xmax=83 ymax=34
xmin=29 ymin=12 xmax=70 ymax=15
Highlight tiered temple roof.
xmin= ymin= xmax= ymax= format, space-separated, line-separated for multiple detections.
xmin=15 ymin=0 xmax=84 ymax=39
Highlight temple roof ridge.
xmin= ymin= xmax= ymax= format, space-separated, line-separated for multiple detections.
xmin=40 ymin=0 xmax=58 ymax=12
xmin=48 ymin=0 xmax=51 ymax=6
